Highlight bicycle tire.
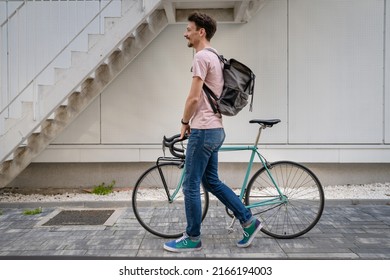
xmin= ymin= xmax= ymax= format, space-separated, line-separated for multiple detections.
xmin=245 ymin=161 xmax=324 ymax=239
xmin=132 ymin=161 xmax=209 ymax=238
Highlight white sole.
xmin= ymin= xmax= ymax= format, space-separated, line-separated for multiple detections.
xmin=163 ymin=244 xmax=202 ymax=253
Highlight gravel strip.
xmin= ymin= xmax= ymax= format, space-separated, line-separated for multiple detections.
xmin=0 ymin=183 xmax=389 ymax=202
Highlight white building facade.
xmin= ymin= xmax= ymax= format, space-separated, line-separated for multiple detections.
xmin=1 ymin=0 xmax=389 ymax=190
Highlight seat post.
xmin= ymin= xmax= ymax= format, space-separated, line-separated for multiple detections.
xmin=254 ymin=125 xmax=265 ymax=146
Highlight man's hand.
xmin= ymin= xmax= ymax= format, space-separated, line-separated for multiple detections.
xmin=180 ymin=124 xmax=190 ymax=139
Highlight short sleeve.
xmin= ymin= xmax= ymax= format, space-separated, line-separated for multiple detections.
xmin=191 ymin=52 xmax=209 ymax=81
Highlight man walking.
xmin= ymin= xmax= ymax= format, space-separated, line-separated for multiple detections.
xmin=163 ymin=12 xmax=261 ymax=253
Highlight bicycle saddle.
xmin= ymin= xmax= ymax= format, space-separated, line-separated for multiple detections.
xmin=249 ymin=119 xmax=281 ymax=127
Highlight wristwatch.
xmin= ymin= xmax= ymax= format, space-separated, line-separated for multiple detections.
xmin=181 ymin=119 xmax=189 ymax=125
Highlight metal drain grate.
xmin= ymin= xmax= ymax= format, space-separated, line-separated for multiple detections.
xmin=42 ymin=210 xmax=115 ymax=226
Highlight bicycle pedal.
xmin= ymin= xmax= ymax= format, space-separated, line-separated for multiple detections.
xmin=226 ymin=227 xmax=236 ymax=234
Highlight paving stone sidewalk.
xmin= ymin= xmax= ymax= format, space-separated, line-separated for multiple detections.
xmin=0 ymin=200 xmax=389 ymax=259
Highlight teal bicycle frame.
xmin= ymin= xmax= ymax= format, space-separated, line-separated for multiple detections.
xmin=165 ymin=125 xmax=287 ymax=209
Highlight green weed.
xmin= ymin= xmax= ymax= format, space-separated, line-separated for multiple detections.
xmin=92 ymin=180 xmax=116 ymax=195
xmin=23 ymin=207 xmax=42 ymax=215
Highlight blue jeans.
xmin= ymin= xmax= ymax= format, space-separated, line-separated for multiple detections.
xmin=183 ymin=128 xmax=253 ymax=238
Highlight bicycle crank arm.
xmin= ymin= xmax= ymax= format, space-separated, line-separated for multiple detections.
xmin=226 ymin=217 xmax=237 ymax=234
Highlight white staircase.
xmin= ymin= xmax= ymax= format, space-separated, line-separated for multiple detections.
xmin=0 ymin=0 xmax=267 ymax=188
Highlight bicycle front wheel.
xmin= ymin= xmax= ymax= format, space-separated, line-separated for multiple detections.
xmin=132 ymin=162 xmax=209 ymax=238
xmin=245 ymin=161 xmax=324 ymax=239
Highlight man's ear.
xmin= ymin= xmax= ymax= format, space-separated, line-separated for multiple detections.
xmin=199 ymin=28 xmax=206 ymax=38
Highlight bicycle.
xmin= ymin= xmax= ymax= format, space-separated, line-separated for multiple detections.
xmin=132 ymin=119 xmax=325 ymax=239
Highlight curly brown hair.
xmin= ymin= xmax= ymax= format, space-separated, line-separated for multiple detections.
xmin=187 ymin=12 xmax=217 ymax=41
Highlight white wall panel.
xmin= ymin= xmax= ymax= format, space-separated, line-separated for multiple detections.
xmin=385 ymin=0 xmax=390 ymax=144
xmin=289 ymin=0 xmax=384 ymax=144
xmin=0 ymin=3 xmax=6 ymax=24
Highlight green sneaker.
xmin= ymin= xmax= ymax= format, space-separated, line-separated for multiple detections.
xmin=237 ymin=218 xmax=262 ymax=248
xmin=163 ymin=233 xmax=202 ymax=252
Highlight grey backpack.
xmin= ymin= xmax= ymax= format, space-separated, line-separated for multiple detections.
xmin=203 ymin=48 xmax=256 ymax=116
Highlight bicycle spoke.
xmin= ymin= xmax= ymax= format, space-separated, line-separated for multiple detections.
xmin=246 ymin=161 xmax=324 ymax=239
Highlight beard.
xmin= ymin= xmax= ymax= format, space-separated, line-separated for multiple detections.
xmin=185 ymin=37 xmax=193 ymax=48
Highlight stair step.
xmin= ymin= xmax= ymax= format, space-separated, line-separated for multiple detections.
xmin=0 ymin=160 xmax=12 ymax=174
xmin=121 ymin=0 xmax=139 ymax=16
xmin=71 ymin=51 xmax=89 ymax=67
xmin=94 ymin=63 xmax=110 ymax=85
xmin=108 ymin=49 xmax=122 ymax=64
xmin=68 ymin=91 xmax=83 ymax=111
xmin=81 ymin=77 xmax=95 ymax=91
xmin=105 ymin=17 xmax=121 ymax=33
xmin=134 ymin=22 xmax=149 ymax=36
xmin=41 ymin=119 xmax=55 ymax=131
xmin=54 ymin=67 xmax=69 ymax=83
xmin=122 ymin=36 xmax=137 ymax=52
xmin=145 ymin=16 xmax=158 ymax=34
xmin=4 ymin=118 xmax=21 ymax=133
xmin=88 ymin=34 xmax=105 ymax=50
xmin=27 ymin=132 xmax=49 ymax=154
xmin=13 ymin=146 xmax=31 ymax=165
xmin=38 ymin=84 xmax=53 ymax=97
xmin=55 ymin=105 xmax=73 ymax=123
xmin=40 ymin=118 xmax=63 ymax=140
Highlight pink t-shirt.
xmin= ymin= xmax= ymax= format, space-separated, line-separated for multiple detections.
xmin=190 ymin=48 xmax=224 ymax=129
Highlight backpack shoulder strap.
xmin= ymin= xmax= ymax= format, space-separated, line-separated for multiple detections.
xmin=204 ymin=48 xmax=226 ymax=64
xmin=203 ymin=83 xmax=219 ymax=114
xmin=202 ymin=48 xmax=224 ymax=114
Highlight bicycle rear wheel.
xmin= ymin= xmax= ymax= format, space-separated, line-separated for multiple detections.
xmin=132 ymin=161 xmax=209 ymax=238
xmin=245 ymin=161 xmax=324 ymax=239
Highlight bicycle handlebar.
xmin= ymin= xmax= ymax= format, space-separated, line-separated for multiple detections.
xmin=162 ymin=134 xmax=188 ymax=159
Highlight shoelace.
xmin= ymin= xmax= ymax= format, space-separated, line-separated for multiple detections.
xmin=175 ymin=234 xmax=189 ymax=244
xmin=241 ymin=221 xmax=254 ymax=238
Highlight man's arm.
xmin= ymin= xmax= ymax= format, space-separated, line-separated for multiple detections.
xmin=181 ymin=76 xmax=203 ymax=138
